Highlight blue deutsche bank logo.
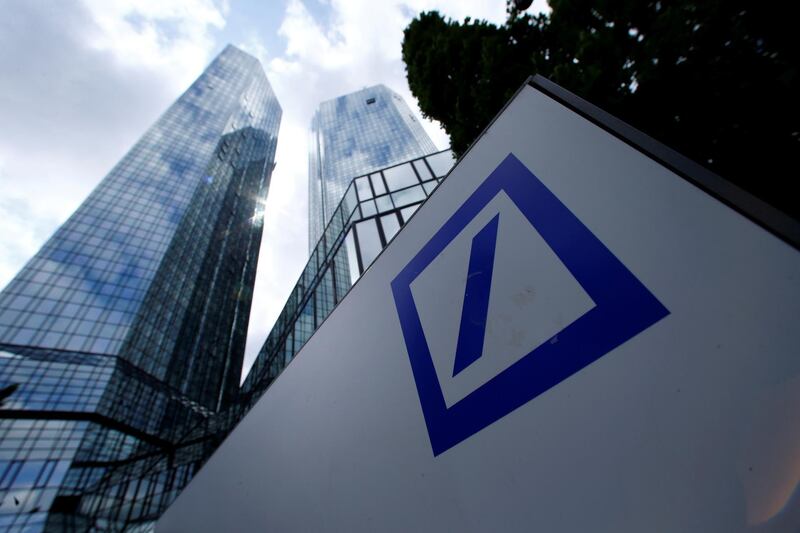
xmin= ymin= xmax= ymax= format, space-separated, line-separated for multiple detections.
xmin=391 ymin=154 xmax=669 ymax=456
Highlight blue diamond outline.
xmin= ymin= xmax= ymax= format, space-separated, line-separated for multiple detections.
xmin=391 ymin=153 xmax=669 ymax=456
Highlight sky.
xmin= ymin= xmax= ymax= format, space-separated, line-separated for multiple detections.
xmin=0 ymin=0 xmax=513 ymax=381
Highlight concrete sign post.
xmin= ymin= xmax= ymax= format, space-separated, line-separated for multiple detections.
xmin=158 ymin=77 xmax=800 ymax=532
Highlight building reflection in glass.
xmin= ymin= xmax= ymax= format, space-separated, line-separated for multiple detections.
xmin=0 ymin=45 xmax=281 ymax=531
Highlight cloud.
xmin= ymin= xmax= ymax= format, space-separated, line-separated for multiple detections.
xmin=0 ymin=0 xmax=225 ymax=281
xmin=0 ymin=160 xmax=61 ymax=286
xmin=80 ymin=0 xmax=226 ymax=81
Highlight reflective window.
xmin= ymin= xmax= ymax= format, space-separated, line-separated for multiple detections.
xmin=370 ymin=173 xmax=386 ymax=196
xmin=413 ymin=159 xmax=433 ymax=181
xmin=342 ymin=186 xmax=358 ymax=216
xmin=284 ymin=335 xmax=293 ymax=366
xmin=383 ymin=163 xmax=420 ymax=191
xmin=0 ymin=461 xmax=22 ymax=489
xmin=355 ymin=176 xmax=372 ymax=200
xmin=13 ymin=460 xmax=45 ymax=488
xmin=422 ymin=180 xmax=438 ymax=195
xmin=375 ymin=195 xmax=393 ymax=213
xmin=294 ymin=299 xmax=314 ymax=352
xmin=380 ymin=214 xmax=401 ymax=242
xmin=391 ymin=185 xmax=426 ymax=207
xmin=360 ymin=199 xmax=377 ymax=218
xmin=344 ymin=229 xmax=361 ymax=281
xmin=316 ymin=268 xmax=335 ymax=325
xmin=355 ymin=219 xmax=382 ymax=269
xmin=401 ymin=203 xmax=421 ymax=222
xmin=425 ymin=150 xmax=456 ymax=178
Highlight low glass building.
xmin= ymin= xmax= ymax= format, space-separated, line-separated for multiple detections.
xmin=241 ymin=149 xmax=455 ymax=407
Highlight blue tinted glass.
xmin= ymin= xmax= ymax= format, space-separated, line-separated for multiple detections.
xmin=308 ymin=85 xmax=437 ymax=251
xmin=0 ymin=44 xmax=282 ymax=530
xmin=13 ymin=460 xmax=45 ymax=488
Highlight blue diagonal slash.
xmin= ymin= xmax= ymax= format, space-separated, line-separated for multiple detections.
xmin=452 ymin=214 xmax=500 ymax=376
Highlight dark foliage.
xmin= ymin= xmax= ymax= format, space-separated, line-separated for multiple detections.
xmin=402 ymin=1 xmax=798 ymax=217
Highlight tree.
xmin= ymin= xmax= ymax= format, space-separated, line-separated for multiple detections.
xmin=402 ymin=1 xmax=799 ymax=218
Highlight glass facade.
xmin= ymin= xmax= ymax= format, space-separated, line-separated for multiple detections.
xmin=0 ymin=45 xmax=281 ymax=531
xmin=41 ymin=146 xmax=452 ymax=528
xmin=308 ymin=85 xmax=438 ymax=251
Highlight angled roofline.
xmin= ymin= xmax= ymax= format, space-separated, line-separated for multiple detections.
xmin=454 ymin=75 xmax=799 ymax=250
xmin=527 ymin=75 xmax=800 ymax=249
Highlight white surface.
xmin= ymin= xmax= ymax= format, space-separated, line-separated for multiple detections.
xmin=158 ymin=85 xmax=800 ymax=532
xmin=410 ymin=191 xmax=595 ymax=407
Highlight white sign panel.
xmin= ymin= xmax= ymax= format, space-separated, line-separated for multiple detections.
xmin=158 ymin=80 xmax=800 ymax=532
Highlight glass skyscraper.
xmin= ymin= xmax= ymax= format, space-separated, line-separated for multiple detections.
xmin=308 ymin=84 xmax=438 ymax=250
xmin=0 ymin=45 xmax=281 ymax=531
